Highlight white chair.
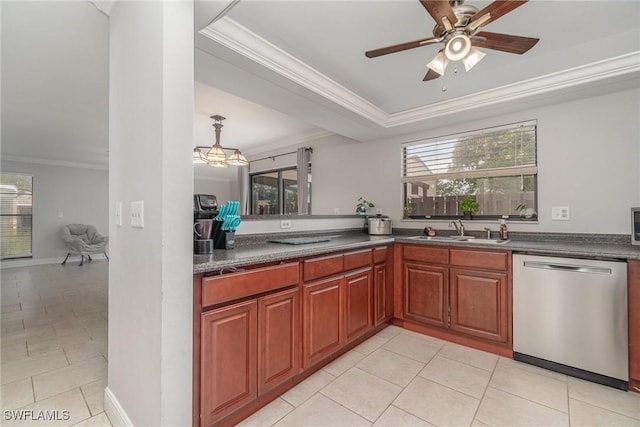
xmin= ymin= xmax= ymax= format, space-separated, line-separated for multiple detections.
xmin=60 ymin=224 xmax=109 ymax=266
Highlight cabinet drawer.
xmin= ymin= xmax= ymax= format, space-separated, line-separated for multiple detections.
xmin=303 ymin=253 xmax=344 ymax=282
xmin=202 ymin=262 xmax=299 ymax=307
xmin=344 ymin=249 xmax=372 ymax=271
xmin=373 ymin=246 xmax=388 ymax=264
xmin=449 ymin=249 xmax=509 ymax=271
xmin=403 ymin=245 xmax=449 ymax=264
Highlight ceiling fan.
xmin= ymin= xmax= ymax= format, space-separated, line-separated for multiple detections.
xmin=365 ymin=0 xmax=539 ymax=81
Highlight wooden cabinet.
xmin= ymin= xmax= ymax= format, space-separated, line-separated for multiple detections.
xmin=197 ymin=245 xmax=393 ymax=425
xmin=449 ymin=268 xmax=508 ymax=343
xmin=303 ymin=276 xmax=344 ymax=367
xmin=401 ymin=244 xmax=511 ymax=348
xmin=258 ymin=288 xmax=299 ymax=395
xmin=373 ymin=247 xmax=393 ymax=326
xmin=200 ymin=300 xmax=258 ymax=426
xmin=345 ymin=268 xmax=372 ymax=341
xmin=302 ymin=247 xmax=389 ymax=368
xmin=404 ymin=262 xmax=448 ymax=327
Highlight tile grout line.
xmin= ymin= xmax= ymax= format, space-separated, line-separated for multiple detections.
xmin=468 ymin=352 xmax=499 ymax=426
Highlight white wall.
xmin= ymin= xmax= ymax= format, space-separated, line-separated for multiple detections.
xmin=107 ymin=1 xmax=193 ymax=425
xmin=311 ymin=88 xmax=640 ymax=235
xmin=194 ymin=176 xmax=231 ymax=203
xmin=0 ymin=160 xmax=108 ymax=263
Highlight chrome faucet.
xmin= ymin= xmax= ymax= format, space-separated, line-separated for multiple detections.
xmin=449 ymin=219 xmax=465 ymax=236
xmin=484 ymin=227 xmax=492 ymax=239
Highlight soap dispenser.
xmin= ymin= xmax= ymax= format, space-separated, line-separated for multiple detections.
xmin=499 ymin=219 xmax=509 ymax=240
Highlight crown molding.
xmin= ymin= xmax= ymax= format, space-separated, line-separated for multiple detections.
xmin=2 ymin=155 xmax=108 ymax=171
xmin=389 ymin=52 xmax=640 ymax=127
xmin=200 ymin=17 xmax=640 ymax=129
xmin=199 ymin=17 xmax=388 ymax=124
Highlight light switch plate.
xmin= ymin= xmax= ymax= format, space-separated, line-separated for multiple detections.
xmin=131 ymin=201 xmax=144 ymax=228
xmin=551 ymin=206 xmax=570 ymax=221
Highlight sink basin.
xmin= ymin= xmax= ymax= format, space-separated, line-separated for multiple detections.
xmin=409 ymin=236 xmax=509 ymax=244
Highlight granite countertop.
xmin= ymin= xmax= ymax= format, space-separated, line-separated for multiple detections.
xmin=194 ymin=231 xmax=640 ymax=274
xmin=193 ymin=234 xmax=394 ymax=274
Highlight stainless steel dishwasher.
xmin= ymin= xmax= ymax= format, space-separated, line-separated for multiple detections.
xmin=513 ymin=254 xmax=628 ymax=390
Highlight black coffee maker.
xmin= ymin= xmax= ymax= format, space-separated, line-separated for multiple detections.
xmin=193 ymin=194 xmax=218 ymax=254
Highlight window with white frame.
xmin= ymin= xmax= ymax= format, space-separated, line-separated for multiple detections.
xmin=1 ymin=173 xmax=33 ymax=258
xmin=402 ymin=121 xmax=538 ymax=219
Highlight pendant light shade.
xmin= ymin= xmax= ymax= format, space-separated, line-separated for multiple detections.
xmin=427 ymin=49 xmax=449 ymax=76
xmin=193 ymin=147 xmax=205 ymax=163
xmin=227 ymin=149 xmax=249 ymax=166
xmin=193 ymin=115 xmax=249 ymax=168
xmin=461 ymin=47 xmax=486 ymax=72
xmin=205 ymin=144 xmax=227 ymax=162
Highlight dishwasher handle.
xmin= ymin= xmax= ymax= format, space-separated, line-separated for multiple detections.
xmin=523 ymin=260 xmax=611 ymax=275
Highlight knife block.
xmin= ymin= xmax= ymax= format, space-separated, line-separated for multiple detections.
xmin=212 ymin=220 xmax=235 ymax=249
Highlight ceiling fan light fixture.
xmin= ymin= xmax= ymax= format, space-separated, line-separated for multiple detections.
xmin=427 ymin=49 xmax=449 ymax=76
xmin=462 ymin=46 xmax=486 ymax=72
xmin=227 ymin=149 xmax=249 ymax=166
xmin=444 ymin=33 xmax=471 ymax=61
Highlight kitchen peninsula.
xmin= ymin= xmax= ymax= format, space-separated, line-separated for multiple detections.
xmin=193 ymin=230 xmax=640 ymax=426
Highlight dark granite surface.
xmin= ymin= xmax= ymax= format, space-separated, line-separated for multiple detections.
xmin=194 ymin=229 xmax=640 ymax=274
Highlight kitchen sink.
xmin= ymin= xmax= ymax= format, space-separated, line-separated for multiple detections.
xmin=409 ymin=235 xmax=509 ymax=244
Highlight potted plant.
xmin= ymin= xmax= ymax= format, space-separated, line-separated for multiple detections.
xmin=403 ymin=203 xmax=413 ymax=219
xmin=458 ymin=195 xmax=478 ymax=219
xmin=355 ymin=197 xmax=375 ymax=215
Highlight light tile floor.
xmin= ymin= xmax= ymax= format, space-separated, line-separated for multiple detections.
xmin=1 ymin=261 xmax=111 ymax=426
xmin=240 ymin=327 xmax=640 ymax=427
xmin=3 ymin=262 xmax=640 ymax=427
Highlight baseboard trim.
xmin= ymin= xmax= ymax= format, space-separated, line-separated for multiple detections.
xmin=104 ymin=386 xmax=133 ymax=427
xmin=1 ymin=255 xmax=108 ymax=268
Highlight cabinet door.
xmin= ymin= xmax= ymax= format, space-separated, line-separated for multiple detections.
xmin=374 ymin=263 xmax=388 ymax=325
xmin=201 ymin=300 xmax=257 ymax=426
xmin=258 ymin=288 xmax=299 ymax=395
xmin=450 ymin=268 xmax=509 ymax=343
xmin=404 ymin=262 xmax=449 ymax=328
xmin=303 ymin=276 xmax=344 ymax=367
xmin=345 ymin=268 xmax=372 ymax=341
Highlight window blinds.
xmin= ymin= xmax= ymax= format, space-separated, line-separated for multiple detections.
xmin=402 ymin=121 xmax=537 ymax=183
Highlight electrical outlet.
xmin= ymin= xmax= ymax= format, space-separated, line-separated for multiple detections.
xmin=280 ymin=220 xmax=291 ymax=229
xmin=551 ymin=206 xmax=570 ymax=221
xmin=376 ymin=208 xmax=382 ymax=215
xmin=115 ymin=202 xmax=122 ymax=226
xmin=131 ymin=200 xmax=144 ymax=228
xmin=333 ymin=208 xmax=340 ymax=215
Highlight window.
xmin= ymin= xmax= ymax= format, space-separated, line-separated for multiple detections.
xmin=250 ymin=167 xmax=311 ymax=215
xmin=402 ymin=121 xmax=537 ymax=219
xmin=1 ymin=173 xmax=33 ymax=259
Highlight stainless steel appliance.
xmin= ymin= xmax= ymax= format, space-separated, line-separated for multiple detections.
xmin=632 ymin=207 xmax=640 ymax=246
xmin=365 ymin=216 xmax=392 ymax=235
xmin=513 ymin=254 xmax=628 ymax=389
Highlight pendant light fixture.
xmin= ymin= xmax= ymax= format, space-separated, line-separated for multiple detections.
xmin=193 ymin=115 xmax=248 ymax=168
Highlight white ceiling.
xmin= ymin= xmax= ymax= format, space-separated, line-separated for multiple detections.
xmin=2 ymin=1 xmax=639 ymax=169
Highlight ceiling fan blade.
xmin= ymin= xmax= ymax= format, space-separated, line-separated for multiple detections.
xmin=365 ymin=37 xmax=438 ymax=58
xmin=470 ymin=0 xmax=528 ymax=27
xmin=472 ymin=31 xmax=539 ymax=54
xmin=423 ymin=68 xmax=441 ymax=81
xmin=420 ymin=1 xmax=458 ymax=28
